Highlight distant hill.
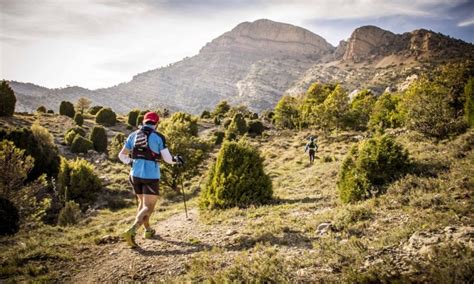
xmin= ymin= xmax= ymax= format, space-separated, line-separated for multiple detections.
xmin=8 ymin=20 xmax=474 ymax=114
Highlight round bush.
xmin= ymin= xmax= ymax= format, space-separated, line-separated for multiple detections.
xmin=36 ymin=106 xmax=46 ymax=113
xmin=0 ymin=127 xmax=60 ymax=180
xmin=136 ymin=115 xmax=144 ymax=126
xmin=47 ymin=110 xmax=54 ymax=114
xmin=200 ymin=140 xmax=272 ymax=209
xmin=0 ymin=197 xmax=20 ymax=236
xmin=337 ymin=135 xmax=410 ymax=203
xmin=88 ymin=105 xmax=103 ymax=115
xmin=74 ymin=113 xmax=84 ymax=126
xmin=59 ymin=101 xmax=75 ymax=118
xmin=108 ymin=133 xmax=125 ymax=161
xmin=70 ymin=135 xmax=93 ymax=153
xmin=127 ymin=109 xmax=140 ymax=126
xmin=247 ymin=120 xmax=264 ymax=136
xmin=201 ymin=110 xmax=211 ymax=119
xmin=58 ymin=158 xmax=101 ymax=206
xmin=229 ymin=113 xmax=247 ymax=135
xmin=90 ymin=126 xmax=107 ymax=152
xmin=64 ymin=127 xmax=85 ymax=145
xmin=57 ymin=201 xmax=81 ymax=226
xmin=213 ymin=131 xmax=225 ymax=145
xmin=95 ymin=108 xmax=116 ymax=126
xmin=0 ymin=80 xmax=16 ymax=117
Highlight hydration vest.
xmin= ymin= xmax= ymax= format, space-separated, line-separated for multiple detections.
xmin=308 ymin=141 xmax=317 ymax=150
xmin=131 ymin=127 xmax=166 ymax=162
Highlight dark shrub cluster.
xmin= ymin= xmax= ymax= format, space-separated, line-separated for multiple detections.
xmin=90 ymin=126 xmax=107 ymax=152
xmin=337 ymin=135 xmax=410 ymax=203
xmin=71 ymin=136 xmax=93 ymax=153
xmin=57 ymin=158 xmax=101 ymax=206
xmin=95 ymin=107 xmax=116 ymax=126
xmin=59 ymin=101 xmax=75 ymax=118
xmin=0 ymin=81 xmax=16 ymax=117
xmin=200 ymin=140 xmax=272 ymax=209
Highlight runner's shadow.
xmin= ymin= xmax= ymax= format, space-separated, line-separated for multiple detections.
xmin=134 ymin=236 xmax=213 ymax=257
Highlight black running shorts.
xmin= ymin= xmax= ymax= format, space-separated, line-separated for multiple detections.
xmin=129 ymin=176 xmax=160 ymax=195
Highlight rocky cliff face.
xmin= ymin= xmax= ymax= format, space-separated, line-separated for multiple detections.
xmin=343 ymin=26 xmax=473 ymax=62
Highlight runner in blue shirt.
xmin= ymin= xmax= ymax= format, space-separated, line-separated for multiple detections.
xmin=118 ymin=111 xmax=181 ymax=248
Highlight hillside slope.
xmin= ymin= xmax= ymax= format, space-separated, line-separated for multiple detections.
xmin=1 ymin=112 xmax=472 ymax=282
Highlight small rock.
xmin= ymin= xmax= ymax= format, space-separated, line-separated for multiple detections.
xmin=109 ymin=251 xmax=118 ymax=256
xmin=225 ymin=229 xmax=237 ymax=236
xmin=316 ymin=222 xmax=332 ymax=235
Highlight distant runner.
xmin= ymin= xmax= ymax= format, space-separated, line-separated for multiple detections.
xmin=305 ymin=136 xmax=318 ymax=164
xmin=118 ymin=111 xmax=181 ymax=248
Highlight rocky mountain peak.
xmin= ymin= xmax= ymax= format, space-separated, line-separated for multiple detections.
xmin=200 ymin=19 xmax=334 ymax=58
xmin=343 ymin=25 xmax=398 ymax=61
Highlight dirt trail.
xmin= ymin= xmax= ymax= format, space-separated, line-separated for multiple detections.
xmin=70 ymin=208 xmax=246 ymax=282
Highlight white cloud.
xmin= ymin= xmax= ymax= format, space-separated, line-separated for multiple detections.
xmin=458 ymin=18 xmax=474 ymax=27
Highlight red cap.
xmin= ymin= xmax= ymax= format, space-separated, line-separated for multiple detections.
xmin=143 ymin=112 xmax=160 ymax=124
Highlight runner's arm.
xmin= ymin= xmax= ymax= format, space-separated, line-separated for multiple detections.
xmin=118 ymin=147 xmax=132 ymax=164
xmin=160 ymin=148 xmax=176 ymax=165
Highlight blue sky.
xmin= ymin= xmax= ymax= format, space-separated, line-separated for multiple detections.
xmin=1 ymin=0 xmax=473 ymax=89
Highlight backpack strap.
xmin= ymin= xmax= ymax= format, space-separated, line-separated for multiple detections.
xmin=131 ymin=127 xmax=162 ymax=162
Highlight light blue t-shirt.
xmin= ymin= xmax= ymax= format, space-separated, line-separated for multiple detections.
xmin=125 ymin=125 xmax=165 ymax=179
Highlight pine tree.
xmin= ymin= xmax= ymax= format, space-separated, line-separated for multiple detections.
xmin=0 ymin=81 xmax=16 ymax=116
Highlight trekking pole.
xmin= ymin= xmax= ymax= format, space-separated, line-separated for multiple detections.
xmin=175 ymin=155 xmax=188 ymax=219
xmin=180 ymin=170 xmax=189 ymax=219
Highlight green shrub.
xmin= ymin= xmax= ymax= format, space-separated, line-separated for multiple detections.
xmin=200 ymin=140 xmax=272 ymax=209
xmin=212 ymin=101 xmax=230 ymax=117
xmin=400 ymin=78 xmax=466 ymax=139
xmin=36 ymin=106 xmax=46 ymax=113
xmin=57 ymin=158 xmax=101 ymax=206
xmin=70 ymin=136 xmax=93 ymax=154
xmin=274 ymin=96 xmax=299 ymax=129
xmin=0 ymin=140 xmax=49 ymax=227
xmin=347 ymin=89 xmax=376 ymax=130
xmin=108 ymin=133 xmax=125 ymax=161
xmin=337 ymin=135 xmax=410 ymax=203
xmin=64 ymin=127 xmax=86 ymax=145
xmin=0 ymin=81 xmax=16 ymax=116
xmin=74 ymin=113 xmax=84 ymax=126
xmin=136 ymin=115 xmax=144 ymax=126
xmin=368 ymin=92 xmax=402 ymax=131
xmin=59 ymin=101 xmax=75 ymax=118
xmin=127 ymin=109 xmax=140 ymax=126
xmin=0 ymin=197 xmax=20 ymax=235
xmin=95 ymin=107 xmax=116 ymax=126
xmin=213 ymin=131 xmax=225 ymax=145
xmin=201 ymin=110 xmax=211 ymax=119
xmin=247 ymin=120 xmax=264 ymax=136
xmin=167 ymin=112 xmax=199 ymax=136
xmin=88 ymin=105 xmax=103 ymax=115
xmin=0 ymin=126 xmax=60 ymax=180
xmin=464 ymin=77 xmax=474 ymax=127
xmin=57 ymin=201 xmax=81 ymax=226
xmin=229 ymin=113 xmax=247 ymax=134
xmin=159 ymin=114 xmax=210 ymax=194
xmin=90 ymin=126 xmax=107 ymax=152
xmin=47 ymin=109 xmax=54 ymax=114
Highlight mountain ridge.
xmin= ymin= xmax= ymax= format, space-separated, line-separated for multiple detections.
xmin=7 ymin=20 xmax=474 ymax=114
